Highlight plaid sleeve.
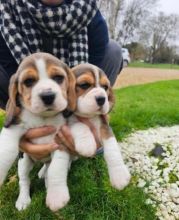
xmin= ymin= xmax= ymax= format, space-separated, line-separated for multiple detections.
xmin=27 ymin=0 xmax=98 ymax=37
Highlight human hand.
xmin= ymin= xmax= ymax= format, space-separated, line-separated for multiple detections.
xmin=20 ymin=122 xmax=100 ymax=159
xmin=56 ymin=121 xmax=101 ymax=156
xmin=55 ymin=125 xmax=76 ymax=154
xmin=20 ymin=126 xmax=59 ymax=160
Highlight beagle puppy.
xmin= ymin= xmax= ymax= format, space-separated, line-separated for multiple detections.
xmin=0 ymin=53 xmax=76 ymax=211
xmin=68 ymin=63 xmax=131 ymax=190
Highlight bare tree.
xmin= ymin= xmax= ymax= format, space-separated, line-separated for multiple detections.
xmin=98 ymin=0 xmax=158 ymax=44
xmin=117 ymin=0 xmax=159 ymax=45
xmin=98 ymin=0 xmax=124 ymax=39
xmin=139 ymin=12 xmax=179 ymax=63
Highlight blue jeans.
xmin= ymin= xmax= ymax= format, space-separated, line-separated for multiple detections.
xmin=92 ymin=39 xmax=123 ymax=86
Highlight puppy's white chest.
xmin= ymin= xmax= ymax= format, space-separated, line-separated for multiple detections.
xmin=89 ymin=117 xmax=101 ymax=137
xmin=70 ymin=115 xmax=101 ymax=138
xmin=21 ymin=110 xmax=65 ymax=144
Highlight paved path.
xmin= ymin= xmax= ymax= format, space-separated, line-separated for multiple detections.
xmin=114 ymin=67 xmax=179 ymax=89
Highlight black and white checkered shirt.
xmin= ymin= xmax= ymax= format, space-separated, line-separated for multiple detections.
xmin=0 ymin=0 xmax=98 ymax=67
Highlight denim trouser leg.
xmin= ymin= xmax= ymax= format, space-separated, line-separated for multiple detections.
xmin=0 ymin=65 xmax=10 ymax=109
xmin=98 ymin=39 xmax=123 ymax=86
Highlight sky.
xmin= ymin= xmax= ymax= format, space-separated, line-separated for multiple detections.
xmin=126 ymin=0 xmax=179 ymax=15
xmin=158 ymin=0 xmax=179 ymax=15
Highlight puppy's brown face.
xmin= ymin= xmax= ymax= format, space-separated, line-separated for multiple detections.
xmin=72 ymin=64 xmax=114 ymax=117
xmin=7 ymin=53 xmax=76 ymax=118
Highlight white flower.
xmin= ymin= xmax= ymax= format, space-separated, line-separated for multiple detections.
xmin=119 ymin=126 xmax=179 ymax=220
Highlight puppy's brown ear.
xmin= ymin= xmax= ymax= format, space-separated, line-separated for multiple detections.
xmin=4 ymin=74 xmax=21 ymax=128
xmin=65 ymin=66 xmax=77 ymax=112
xmin=108 ymin=87 xmax=115 ymax=111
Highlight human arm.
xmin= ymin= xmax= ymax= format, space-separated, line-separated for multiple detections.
xmin=19 ymin=127 xmax=59 ymax=160
xmin=19 ymin=125 xmax=76 ymax=159
xmin=88 ymin=10 xmax=109 ymax=65
xmin=20 ymin=120 xmax=100 ymax=159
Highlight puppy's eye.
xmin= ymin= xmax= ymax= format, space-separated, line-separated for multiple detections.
xmin=102 ymin=85 xmax=109 ymax=91
xmin=78 ymin=83 xmax=91 ymax=90
xmin=23 ymin=78 xmax=36 ymax=87
xmin=52 ymin=75 xmax=64 ymax=84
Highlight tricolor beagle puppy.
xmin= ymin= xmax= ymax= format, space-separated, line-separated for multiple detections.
xmin=0 ymin=53 xmax=76 ymax=211
xmin=68 ymin=63 xmax=131 ymax=190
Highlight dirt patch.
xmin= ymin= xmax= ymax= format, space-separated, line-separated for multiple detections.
xmin=114 ymin=67 xmax=179 ymax=89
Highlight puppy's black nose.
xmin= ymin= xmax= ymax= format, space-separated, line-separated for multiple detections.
xmin=96 ymin=96 xmax=105 ymax=106
xmin=40 ymin=92 xmax=56 ymax=105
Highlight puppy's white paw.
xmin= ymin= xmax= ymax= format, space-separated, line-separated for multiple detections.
xmin=15 ymin=195 xmax=31 ymax=211
xmin=71 ymin=122 xmax=97 ymax=157
xmin=75 ymin=138 xmax=97 ymax=157
xmin=75 ymin=143 xmax=96 ymax=157
xmin=38 ymin=165 xmax=47 ymax=179
xmin=109 ymin=165 xmax=131 ymax=190
xmin=46 ymin=186 xmax=70 ymax=211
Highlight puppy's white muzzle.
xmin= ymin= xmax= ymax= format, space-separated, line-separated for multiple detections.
xmin=29 ymin=79 xmax=67 ymax=115
xmin=77 ymin=87 xmax=110 ymax=116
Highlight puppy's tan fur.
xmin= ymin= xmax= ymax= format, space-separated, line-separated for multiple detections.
xmin=66 ymin=63 xmax=131 ymax=191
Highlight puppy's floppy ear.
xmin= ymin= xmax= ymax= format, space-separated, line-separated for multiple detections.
xmin=64 ymin=66 xmax=76 ymax=112
xmin=108 ymin=86 xmax=115 ymax=111
xmin=4 ymin=74 xmax=21 ymax=128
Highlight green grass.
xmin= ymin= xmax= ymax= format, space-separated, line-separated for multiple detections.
xmin=0 ymin=160 xmax=156 ymax=220
xmin=129 ymin=61 xmax=179 ymax=70
xmin=0 ymin=110 xmax=5 ymax=128
xmin=111 ymin=80 xmax=179 ymax=140
xmin=1 ymin=80 xmax=179 ymax=220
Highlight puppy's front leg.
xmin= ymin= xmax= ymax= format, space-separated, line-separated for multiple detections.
xmin=102 ymin=127 xmax=131 ymax=190
xmin=70 ymin=122 xmax=97 ymax=157
xmin=38 ymin=163 xmax=50 ymax=188
xmin=16 ymin=153 xmax=34 ymax=211
xmin=46 ymin=150 xmax=70 ymax=212
xmin=0 ymin=126 xmax=25 ymax=186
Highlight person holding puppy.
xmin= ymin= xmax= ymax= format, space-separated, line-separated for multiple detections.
xmin=0 ymin=0 xmax=123 ymax=158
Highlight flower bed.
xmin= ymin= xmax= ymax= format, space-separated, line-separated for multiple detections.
xmin=120 ymin=126 xmax=179 ymax=220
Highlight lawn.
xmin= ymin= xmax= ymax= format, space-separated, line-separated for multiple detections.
xmin=111 ymin=79 xmax=179 ymax=140
xmin=1 ymin=80 xmax=179 ymax=219
xmin=129 ymin=61 xmax=179 ymax=70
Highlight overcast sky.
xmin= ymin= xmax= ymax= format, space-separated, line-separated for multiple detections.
xmin=158 ymin=0 xmax=179 ymax=14
xmin=126 ymin=0 xmax=179 ymax=15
